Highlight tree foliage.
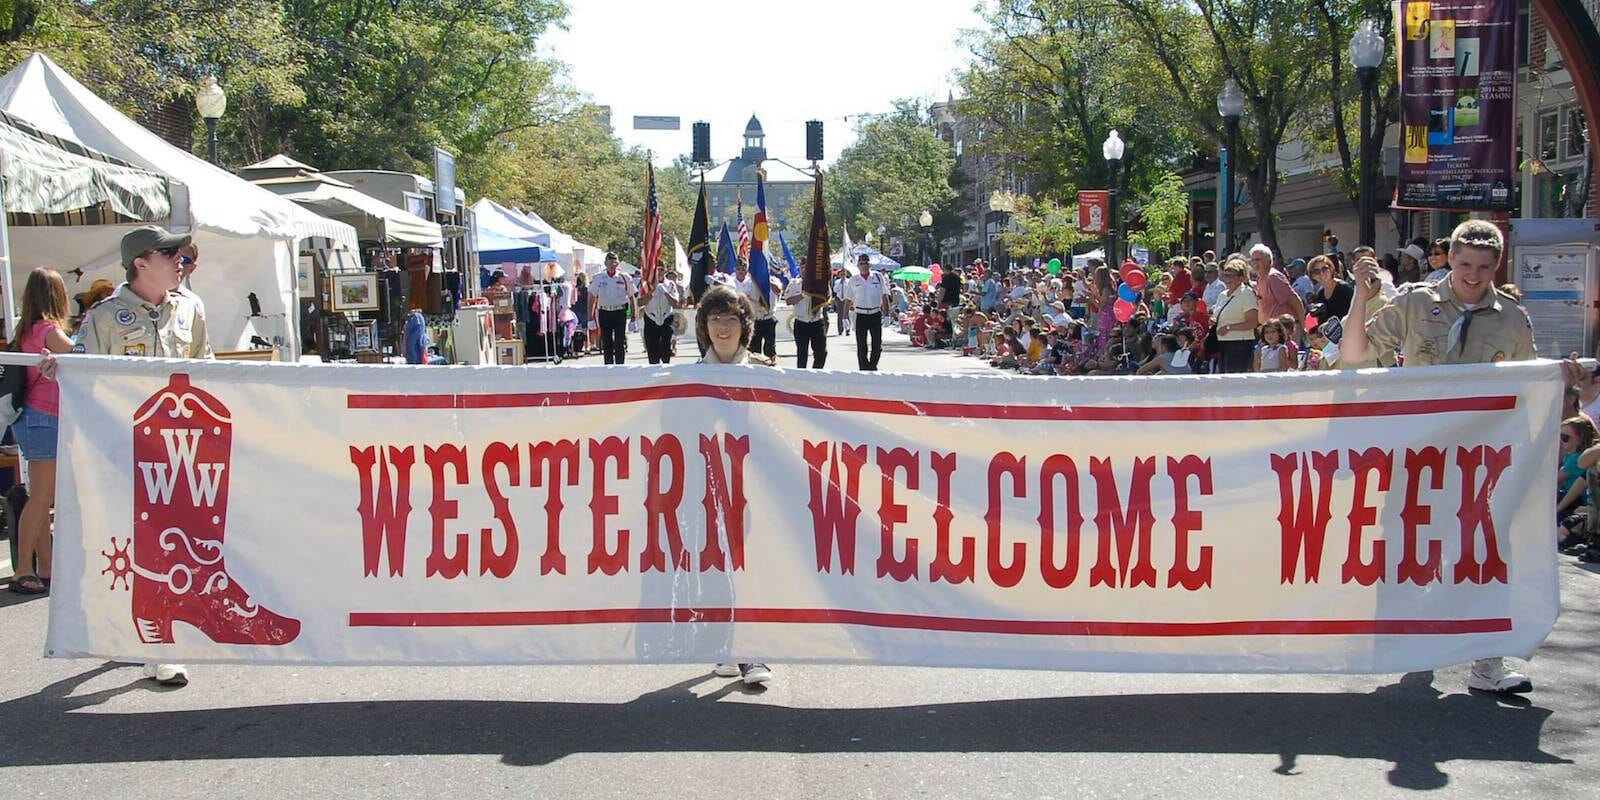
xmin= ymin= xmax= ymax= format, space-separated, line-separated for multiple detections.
xmin=825 ymin=100 xmax=960 ymax=256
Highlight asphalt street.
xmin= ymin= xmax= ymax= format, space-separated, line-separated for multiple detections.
xmin=2 ymin=329 xmax=1597 ymax=798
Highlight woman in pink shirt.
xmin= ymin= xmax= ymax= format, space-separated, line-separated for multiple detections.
xmin=7 ymin=268 xmax=76 ymax=595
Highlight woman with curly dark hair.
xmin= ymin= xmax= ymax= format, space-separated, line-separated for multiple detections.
xmin=695 ymin=284 xmax=765 ymax=365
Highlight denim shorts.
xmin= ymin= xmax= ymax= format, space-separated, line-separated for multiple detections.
xmin=12 ymin=406 xmax=58 ymax=461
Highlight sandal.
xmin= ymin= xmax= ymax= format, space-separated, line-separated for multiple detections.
xmin=10 ymin=574 xmax=47 ymax=595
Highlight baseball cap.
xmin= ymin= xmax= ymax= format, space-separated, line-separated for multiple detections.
xmin=1289 ymin=258 xmax=1307 ymax=270
xmin=121 ymin=225 xmax=191 ymax=267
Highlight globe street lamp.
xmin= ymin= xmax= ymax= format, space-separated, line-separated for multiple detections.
xmin=1350 ymin=19 xmax=1386 ymax=248
xmin=195 ymin=76 xmax=227 ymax=166
xmin=1102 ymin=129 xmax=1125 ymax=266
xmin=919 ymin=209 xmax=933 ymax=265
xmin=1216 ymin=78 xmax=1244 ymax=254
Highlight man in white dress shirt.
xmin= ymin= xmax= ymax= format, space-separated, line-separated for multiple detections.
xmin=844 ymin=253 xmax=890 ymax=371
xmin=589 ymin=252 xmax=637 ymax=364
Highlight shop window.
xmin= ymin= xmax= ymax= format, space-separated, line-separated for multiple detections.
xmin=1539 ymin=111 xmax=1560 ymax=162
xmin=1562 ymin=105 xmax=1588 ymax=161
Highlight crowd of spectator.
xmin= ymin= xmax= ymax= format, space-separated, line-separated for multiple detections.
xmin=886 ymin=237 xmax=1472 ymax=378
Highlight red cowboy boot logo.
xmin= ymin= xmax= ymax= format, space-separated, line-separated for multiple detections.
xmin=103 ymin=373 xmax=299 ymax=646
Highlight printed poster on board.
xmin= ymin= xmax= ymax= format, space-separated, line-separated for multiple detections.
xmin=1395 ymin=0 xmax=1519 ymax=210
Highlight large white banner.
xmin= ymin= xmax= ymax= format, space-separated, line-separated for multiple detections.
xmin=45 ymin=357 xmax=1561 ymax=672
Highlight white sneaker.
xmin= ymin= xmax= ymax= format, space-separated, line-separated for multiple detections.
xmin=1466 ymin=657 xmax=1532 ymax=694
xmin=712 ymin=663 xmax=741 ymax=678
xmin=142 ymin=662 xmax=189 ymax=687
xmin=739 ymin=662 xmax=773 ymax=685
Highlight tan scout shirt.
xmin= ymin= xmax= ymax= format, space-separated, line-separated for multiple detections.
xmin=78 ymin=284 xmax=213 ymax=359
xmin=1348 ymin=278 xmax=1534 ymax=368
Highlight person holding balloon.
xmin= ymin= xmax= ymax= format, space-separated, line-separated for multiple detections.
xmin=1210 ymin=259 xmax=1260 ymax=374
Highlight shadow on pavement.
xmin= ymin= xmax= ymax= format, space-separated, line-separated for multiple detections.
xmin=0 ymin=664 xmax=1567 ymax=787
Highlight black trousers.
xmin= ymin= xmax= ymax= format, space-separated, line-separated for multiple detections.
xmin=751 ymin=318 xmax=778 ymax=360
xmin=794 ymin=318 xmax=828 ymax=368
xmin=1216 ymin=339 xmax=1255 ymax=374
xmin=598 ymin=308 xmax=628 ymax=364
xmin=643 ymin=316 xmax=675 ymax=364
xmin=834 ymin=299 xmax=849 ymax=335
xmin=855 ymin=311 xmax=882 ymax=371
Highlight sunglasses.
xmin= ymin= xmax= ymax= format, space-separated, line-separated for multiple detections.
xmin=1561 ymin=433 xmax=1573 ymax=443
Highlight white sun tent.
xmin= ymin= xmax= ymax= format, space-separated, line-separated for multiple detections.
xmin=0 ymin=54 xmax=359 ymax=357
xmin=470 ymin=198 xmax=606 ymax=273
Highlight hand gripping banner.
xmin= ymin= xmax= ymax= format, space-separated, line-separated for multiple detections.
xmin=46 ymin=357 xmax=1561 ymax=672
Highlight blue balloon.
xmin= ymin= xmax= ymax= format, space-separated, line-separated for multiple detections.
xmin=1118 ymin=284 xmax=1138 ymax=302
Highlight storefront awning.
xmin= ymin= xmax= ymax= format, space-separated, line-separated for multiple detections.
xmin=1 ymin=109 xmax=170 ymax=222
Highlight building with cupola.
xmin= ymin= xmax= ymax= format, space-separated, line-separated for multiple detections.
xmin=700 ymin=114 xmax=815 ymax=239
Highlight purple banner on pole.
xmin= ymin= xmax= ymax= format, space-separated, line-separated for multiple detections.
xmin=1394 ymin=0 xmax=1519 ymax=211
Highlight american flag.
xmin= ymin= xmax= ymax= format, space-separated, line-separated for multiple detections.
xmin=641 ymin=160 xmax=664 ymax=290
xmin=736 ymin=195 xmax=751 ymax=267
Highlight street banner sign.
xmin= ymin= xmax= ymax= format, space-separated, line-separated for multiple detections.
xmin=1077 ymin=191 xmax=1109 ymax=235
xmin=46 ymin=357 xmax=1560 ymax=672
xmin=1395 ymin=0 xmax=1519 ymax=210
xmin=632 ymin=116 xmax=681 ymax=131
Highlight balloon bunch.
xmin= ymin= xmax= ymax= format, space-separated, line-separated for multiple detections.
xmin=1112 ymin=260 xmax=1149 ymax=323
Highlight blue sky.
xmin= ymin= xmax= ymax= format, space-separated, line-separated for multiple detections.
xmin=542 ymin=0 xmax=984 ymax=166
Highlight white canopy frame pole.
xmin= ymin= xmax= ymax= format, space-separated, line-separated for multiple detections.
xmin=0 ymin=148 xmax=16 ymax=341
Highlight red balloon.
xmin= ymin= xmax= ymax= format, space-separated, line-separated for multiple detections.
xmin=1125 ymin=269 xmax=1148 ymax=291
xmin=1113 ymin=298 xmax=1135 ymax=323
xmin=1119 ymin=264 xmax=1136 ymax=283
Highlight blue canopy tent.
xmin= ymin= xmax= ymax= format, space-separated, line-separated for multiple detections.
xmin=477 ymin=227 xmax=552 ymax=266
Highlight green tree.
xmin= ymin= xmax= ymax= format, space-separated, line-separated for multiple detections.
xmin=825 ymin=100 xmax=959 ymax=257
xmin=1 ymin=0 xmax=306 ymax=160
xmin=958 ymin=0 xmax=1199 ymax=205
xmin=999 ymin=195 xmax=1088 ymax=259
xmin=273 ymin=0 xmax=569 ymax=176
xmin=1111 ymin=0 xmax=1332 ymax=255
xmin=1126 ymin=171 xmax=1189 ymax=258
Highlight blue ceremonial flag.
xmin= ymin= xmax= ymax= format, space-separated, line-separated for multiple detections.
xmin=717 ymin=221 xmax=736 ymax=275
xmin=748 ymin=173 xmax=773 ymax=307
xmin=778 ymin=231 xmax=800 ymax=279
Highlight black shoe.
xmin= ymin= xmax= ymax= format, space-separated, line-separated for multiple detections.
xmin=1580 ymin=549 xmax=1600 ymax=563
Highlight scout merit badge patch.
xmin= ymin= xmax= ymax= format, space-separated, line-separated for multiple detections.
xmin=116 ymin=308 xmax=136 ymax=325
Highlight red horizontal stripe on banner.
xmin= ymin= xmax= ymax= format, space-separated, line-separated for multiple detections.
xmin=346 ymin=384 xmax=1515 ymax=421
xmin=346 ymin=608 xmax=1511 ymax=637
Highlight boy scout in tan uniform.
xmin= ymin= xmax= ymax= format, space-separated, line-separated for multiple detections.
xmin=77 ymin=227 xmax=213 ymax=360
xmin=1343 ymin=270 xmax=1534 ymax=368
xmin=1343 ymin=219 xmax=1581 ymax=696
xmin=78 ymin=225 xmax=211 ymax=688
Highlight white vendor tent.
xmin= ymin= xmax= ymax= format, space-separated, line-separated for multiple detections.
xmin=245 ymin=158 xmax=443 ymax=248
xmin=0 ymin=53 xmax=359 ymax=357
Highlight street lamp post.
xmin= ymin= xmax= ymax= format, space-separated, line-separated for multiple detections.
xmin=1350 ymin=19 xmax=1386 ymax=249
xmin=1102 ymin=130 xmax=1125 ymax=266
xmin=919 ymin=209 xmax=933 ymax=265
xmin=1216 ymin=78 xmax=1244 ymax=255
xmin=195 ymin=76 xmax=227 ymax=166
